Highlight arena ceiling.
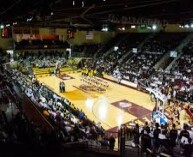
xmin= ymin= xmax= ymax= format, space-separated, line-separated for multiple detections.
xmin=0 ymin=0 xmax=193 ymax=29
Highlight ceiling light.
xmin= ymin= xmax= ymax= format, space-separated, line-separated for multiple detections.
xmin=114 ymin=46 xmax=118 ymax=51
xmin=152 ymin=24 xmax=157 ymax=30
xmin=0 ymin=25 xmax=4 ymax=29
xmin=131 ymin=25 xmax=136 ymax=29
xmin=13 ymin=22 xmax=17 ymax=25
xmin=27 ymin=17 xmax=33 ymax=22
xmin=102 ymin=27 xmax=108 ymax=32
xmin=184 ymin=24 xmax=189 ymax=28
xmin=147 ymin=26 xmax=151 ymax=29
xmin=6 ymin=24 xmax=10 ymax=27
xmin=82 ymin=1 xmax=84 ymax=7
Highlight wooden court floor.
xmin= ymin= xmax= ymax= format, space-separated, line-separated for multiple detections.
xmin=36 ymin=71 xmax=154 ymax=132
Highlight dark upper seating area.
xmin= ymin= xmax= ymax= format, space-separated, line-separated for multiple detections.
xmin=72 ymin=44 xmax=102 ymax=57
xmin=142 ymin=32 xmax=187 ymax=53
xmin=84 ymin=44 xmax=102 ymax=57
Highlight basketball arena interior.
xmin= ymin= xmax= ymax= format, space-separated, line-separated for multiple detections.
xmin=0 ymin=0 xmax=193 ymax=157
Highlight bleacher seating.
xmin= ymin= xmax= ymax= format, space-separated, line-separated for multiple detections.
xmin=119 ymin=32 xmax=187 ymax=83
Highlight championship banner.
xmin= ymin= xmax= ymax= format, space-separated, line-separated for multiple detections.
xmin=14 ymin=34 xmax=59 ymax=42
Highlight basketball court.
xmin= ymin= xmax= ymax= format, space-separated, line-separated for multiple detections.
xmin=36 ymin=71 xmax=154 ymax=132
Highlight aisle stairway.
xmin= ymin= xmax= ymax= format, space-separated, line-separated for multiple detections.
xmin=154 ymin=33 xmax=193 ymax=70
xmin=165 ymin=33 xmax=193 ymax=71
xmin=94 ymin=33 xmax=127 ymax=59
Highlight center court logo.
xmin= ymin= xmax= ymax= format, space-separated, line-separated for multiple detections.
xmin=58 ymin=73 xmax=74 ymax=80
xmin=119 ymin=102 xmax=132 ymax=108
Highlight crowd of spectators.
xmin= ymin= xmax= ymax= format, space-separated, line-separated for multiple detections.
xmin=119 ymin=52 xmax=157 ymax=82
xmin=7 ymin=68 xmax=106 ymax=144
xmin=92 ymin=33 xmax=148 ymax=75
xmin=118 ymin=33 xmax=187 ymax=83
xmin=0 ymin=61 xmax=117 ymax=154
xmin=17 ymin=50 xmax=68 ymax=68
xmin=0 ymin=72 xmax=60 ymax=149
xmin=124 ymin=120 xmax=193 ymax=157
xmin=146 ymin=38 xmax=193 ymax=104
xmin=147 ymin=70 xmax=193 ymax=103
xmin=88 ymin=33 xmax=187 ymax=84
xmin=16 ymin=43 xmax=103 ymax=69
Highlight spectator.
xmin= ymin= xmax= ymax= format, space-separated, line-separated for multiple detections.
xmin=169 ymin=123 xmax=178 ymax=148
xmin=179 ymin=124 xmax=191 ymax=145
xmin=141 ymin=129 xmax=151 ymax=156
xmin=133 ymin=123 xmax=140 ymax=145
xmin=109 ymin=134 xmax=115 ymax=150
xmin=153 ymin=123 xmax=161 ymax=146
